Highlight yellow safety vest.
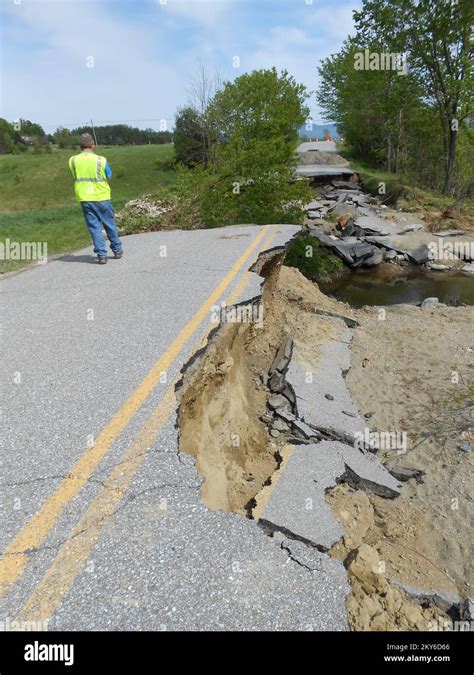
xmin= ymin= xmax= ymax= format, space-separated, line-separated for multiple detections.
xmin=68 ymin=152 xmax=111 ymax=202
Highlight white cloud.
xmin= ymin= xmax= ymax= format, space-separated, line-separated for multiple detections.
xmin=244 ymin=3 xmax=359 ymax=120
xmin=2 ymin=0 xmax=180 ymax=130
xmin=1 ymin=0 xmax=361 ymax=130
xmin=156 ymin=0 xmax=232 ymax=28
xmin=305 ymin=3 xmax=359 ymax=42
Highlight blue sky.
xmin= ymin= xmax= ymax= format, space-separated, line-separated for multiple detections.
xmin=1 ymin=0 xmax=361 ymax=133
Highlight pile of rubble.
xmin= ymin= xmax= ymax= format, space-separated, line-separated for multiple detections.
xmin=116 ymin=195 xmax=175 ymax=230
xmin=304 ymin=180 xmax=472 ymax=270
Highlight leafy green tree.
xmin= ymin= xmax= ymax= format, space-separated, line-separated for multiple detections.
xmin=18 ymin=119 xmax=45 ymax=139
xmin=197 ymin=68 xmax=312 ymax=226
xmin=0 ymin=118 xmax=24 ymax=154
xmin=53 ymin=127 xmax=78 ymax=149
xmin=354 ymin=0 xmax=473 ymax=194
xmin=318 ymin=38 xmax=426 ymax=173
xmin=173 ymin=106 xmax=207 ymax=167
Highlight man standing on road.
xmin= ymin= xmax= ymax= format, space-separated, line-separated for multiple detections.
xmin=69 ymin=133 xmax=123 ymax=265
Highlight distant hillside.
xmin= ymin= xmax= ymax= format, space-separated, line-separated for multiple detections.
xmin=298 ymin=122 xmax=340 ymax=140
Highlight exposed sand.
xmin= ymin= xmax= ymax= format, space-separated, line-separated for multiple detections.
xmin=271 ymin=270 xmax=473 ymax=627
xmin=344 ymin=302 xmax=473 ymax=598
xmin=177 ymin=262 xmax=337 ymax=514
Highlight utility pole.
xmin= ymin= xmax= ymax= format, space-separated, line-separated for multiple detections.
xmin=90 ymin=118 xmax=98 ymax=148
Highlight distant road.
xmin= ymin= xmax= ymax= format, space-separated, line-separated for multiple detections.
xmin=297 ymin=140 xmax=338 ymax=153
xmin=295 ymin=140 xmax=354 ymax=179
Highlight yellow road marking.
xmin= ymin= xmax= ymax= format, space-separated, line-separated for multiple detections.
xmin=0 ymin=225 xmax=270 ymax=596
xmin=15 ymin=226 xmax=279 ymax=623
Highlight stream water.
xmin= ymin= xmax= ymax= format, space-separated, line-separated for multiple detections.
xmin=319 ymin=266 xmax=474 ymax=308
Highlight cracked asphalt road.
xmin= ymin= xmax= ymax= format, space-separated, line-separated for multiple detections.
xmin=0 ymin=224 xmax=350 ymax=631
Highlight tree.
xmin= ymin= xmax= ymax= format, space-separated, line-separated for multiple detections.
xmin=18 ymin=119 xmax=45 ymax=139
xmin=53 ymin=127 xmax=78 ymax=149
xmin=173 ymin=106 xmax=207 ymax=167
xmin=317 ymin=38 xmax=427 ymax=174
xmin=354 ymin=0 xmax=473 ymax=194
xmin=0 ymin=118 xmax=25 ymax=154
xmin=187 ymin=65 xmax=224 ymax=165
xmin=191 ymin=68 xmax=312 ymax=226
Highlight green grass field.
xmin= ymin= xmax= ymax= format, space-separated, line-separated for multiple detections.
xmin=0 ymin=144 xmax=176 ymax=273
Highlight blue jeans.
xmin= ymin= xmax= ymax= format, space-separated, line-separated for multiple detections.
xmin=81 ymin=200 xmax=123 ymax=258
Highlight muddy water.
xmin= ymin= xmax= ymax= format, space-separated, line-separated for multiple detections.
xmin=320 ymin=266 xmax=474 ymax=307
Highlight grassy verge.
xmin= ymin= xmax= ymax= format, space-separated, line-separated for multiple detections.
xmin=0 ymin=144 xmax=177 ymax=273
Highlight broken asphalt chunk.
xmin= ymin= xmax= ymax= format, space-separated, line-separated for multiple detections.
xmin=268 ymin=371 xmax=286 ymax=393
xmin=259 ymin=441 xmax=400 ymax=550
xmin=389 ymin=465 xmax=425 ymax=483
xmin=269 ymin=337 xmax=293 ymax=377
xmin=268 ymin=394 xmax=292 ymax=411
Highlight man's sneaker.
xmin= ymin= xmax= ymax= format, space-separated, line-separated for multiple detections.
xmin=114 ymin=250 xmax=124 ymax=259
xmin=98 ymin=256 xmax=107 ymax=265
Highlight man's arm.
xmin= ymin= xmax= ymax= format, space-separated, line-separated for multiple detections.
xmin=105 ymin=160 xmax=112 ymax=179
xmin=68 ymin=157 xmax=76 ymax=178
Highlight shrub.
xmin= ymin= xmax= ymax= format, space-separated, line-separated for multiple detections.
xmin=361 ymin=174 xmax=406 ymax=206
xmin=284 ymin=234 xmax=344 ymax=282
xmin=172 ymin=164 xmax=311 ymax=229
xmin=154 ymin=157 xmax=176 ymax=172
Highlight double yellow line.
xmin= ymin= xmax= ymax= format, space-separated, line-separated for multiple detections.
xmin=1 ymin=225 xmax=278 ymax=623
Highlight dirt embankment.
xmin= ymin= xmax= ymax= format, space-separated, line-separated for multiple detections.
xmin=325 ymin=301 xmax=473 ymax=629
xmin=177 ymin=250 xmax=471 ymax=629
xmin=176 ymin=257 xmax=337 ymax=514
xmin=343 ymin=303 xmax=473 ymax=597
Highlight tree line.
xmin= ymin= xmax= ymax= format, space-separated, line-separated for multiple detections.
xmin=66 ymin=124 xmax=172 ymax=147
xmin=317 ymin=0 xmax=473 ymax=196
xmin=0 ymin=119 xmax=173 ymax=153
xmin=0 ymin=119 xmax=49 ymax=153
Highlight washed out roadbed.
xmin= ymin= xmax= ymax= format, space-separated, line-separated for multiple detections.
xmin=176 ymin=247 xmax=472 ymax=630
